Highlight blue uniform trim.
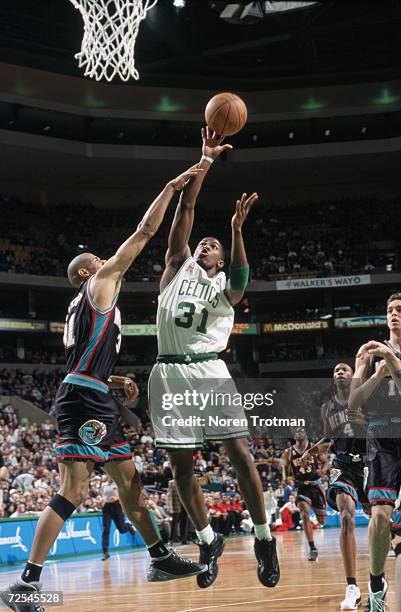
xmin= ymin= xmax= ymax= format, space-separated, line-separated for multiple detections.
xmin=56 ymin=442 xmax=108 ymax=462
xmin=63 ymin=373 xmax=109 ymax=394
xmin=392 ymin=510 xmax=401 ymax=531
xmin=327 ymin=481 xmax=358 ymax=509
xmin=75 ymin=312 xmax=109 ymax=371
xmin=56 ymin=441 xmax=131 ymax=463
xmin=368 ymin=487 xmax=398 ymax=505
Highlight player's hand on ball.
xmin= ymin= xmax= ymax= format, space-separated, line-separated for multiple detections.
xmin=361 ymin=340 xmax=392 ymax=359
xmin=168 ymin=166 xmax=204 ymax=192
xmin=231 ymin=192 xmax=258 ymax=230
xmin=375 ymin=359 xmax=390 ymax=378
xmin=123 ymin=378 xmax=139 ymax=406
xmin=201 ymin=126 xmax=233 ymax=160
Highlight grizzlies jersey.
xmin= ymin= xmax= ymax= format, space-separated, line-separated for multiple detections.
xmin=289 ymin=443 xmax=320 ymax=484
xmin=63 ymin=276 xmax=121 ymax=387
xmin=157 ymin=257 xmax=234 ymax=355
xmin=325 ymin=395 xmax=366 ymax=457
xmin=366 ymin=350 xmax=401 ymax=422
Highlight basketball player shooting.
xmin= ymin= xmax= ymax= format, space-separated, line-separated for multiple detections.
xmin=148 ymin=127 xmax=280 ymax=590
xmin=0 ymin=165 xmax=209 ymax=612
xmin=349 ymin=293 xmax=401 ymax=612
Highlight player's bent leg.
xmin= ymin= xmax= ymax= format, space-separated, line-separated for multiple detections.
xmin=336 ymin=492 xmax=361 ymax=610
xmin=0 ymin=460 xmax=93 ymax=612
xmin=168 ymin=449 xmax=225 ymax=589
xmin=223 ymin=437 xmax=280 ymax=587
xmin=103 ymin=459 xmax=207 ymax=583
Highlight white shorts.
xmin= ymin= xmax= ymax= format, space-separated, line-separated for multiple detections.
xmin=148 ymin=359 xmax=249 ymax=449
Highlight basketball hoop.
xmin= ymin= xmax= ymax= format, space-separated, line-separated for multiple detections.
xmin=69 ymin=0 xmax=158 ymax=82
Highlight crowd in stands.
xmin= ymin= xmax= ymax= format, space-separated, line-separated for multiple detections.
xmin=0 ymin=369 xmax=152 ymax=418
xmin=0 ymin=401 xmax=316 ymax=536
xmin=0 ymin=194 xmax=400 ymax=282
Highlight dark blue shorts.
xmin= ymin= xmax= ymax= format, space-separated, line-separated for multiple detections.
xmin=55 ymin=382 xmax=131 ymax=464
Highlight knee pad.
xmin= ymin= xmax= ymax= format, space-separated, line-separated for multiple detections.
xmin=48 ymin=494 xmax=76 ymax=521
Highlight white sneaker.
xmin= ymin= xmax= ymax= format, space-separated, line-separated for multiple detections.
xmin=368 ymin=578 xmax=388 ymax=612
xmin=341 ymin=584 xmax=361 ymax=610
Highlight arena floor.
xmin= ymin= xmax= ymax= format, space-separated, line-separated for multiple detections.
xmin=0 ymin=528 xmax=397 ymax=611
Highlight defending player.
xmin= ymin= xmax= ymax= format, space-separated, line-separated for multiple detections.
xmin=282 ymin=427 xmax=328 ymax=561
xmin=149 ymin=127 xmax=280 ymax=589
xmin=1 ymin=166 xmax=208 ymax=612
xmin=349 ymin=293 xmax=401 ymax=612
xmin=303 ymin=364 xmax=369 ymax=610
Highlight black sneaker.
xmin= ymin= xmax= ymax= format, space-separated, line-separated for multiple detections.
xmin=147 ymin=550 xmax=207 ymax=582
xmin=0 ymin=579 xmax=44 ymax=611
xmin=102 ymin=552 xmax=110 ymax=561
xmin=254 ymin=537 xmax=280 ymax=588
xmin=308 ymin=547 xmax=318 ymax=561
xmin=197 ymin=533 xmax=225 ymax=588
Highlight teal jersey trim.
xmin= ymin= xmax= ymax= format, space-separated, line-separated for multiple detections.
xmin=63 ymin=372 xmax=109 ymax=394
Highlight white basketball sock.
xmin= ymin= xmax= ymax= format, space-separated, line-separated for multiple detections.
xmin=196 ymin=524 xmax=215 ymax=545
xmin=254 ymin=523 xmax=272 ymax=541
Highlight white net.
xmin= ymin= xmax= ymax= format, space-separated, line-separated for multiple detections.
xmin=69 ymin=0 xmax=158 ymax=82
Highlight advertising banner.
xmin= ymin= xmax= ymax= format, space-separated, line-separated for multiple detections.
xmin=335 ymin=316 xmax=386 ymax=328
xmin=262 ymin=320 xmax=329 ymax=333
xmin=0 ymin=515 xmax=144 ymax=564
xmin=276 ymin=275 xmax=371 ymax=291
xmin=0 ymin=319 xmax=47 ymax=332
xmin=232 ymin=323 xmax=259 ymax=335
xmin=121 ymin=324 xmax=157 ymax=336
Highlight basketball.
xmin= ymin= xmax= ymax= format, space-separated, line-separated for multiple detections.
xmin=205 ymin=92 xmax=248 ymax=137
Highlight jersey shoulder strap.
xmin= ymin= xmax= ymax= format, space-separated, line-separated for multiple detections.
xmin=160 ymin=256 xmax=193 ymax=296
xmin=85 ymin=275 xmax=119 ymax=315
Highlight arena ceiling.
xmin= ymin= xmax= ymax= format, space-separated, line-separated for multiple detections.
xmin=0 ymin=0 xmax=400 ymax=90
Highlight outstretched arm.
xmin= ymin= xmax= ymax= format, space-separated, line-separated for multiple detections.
xmin=160 ymin=127 xmax=232 ymax=292
xmin=226 ymin=192 xmax=258 ymax=306
xmin=90 ymin=166 xmax=202 ymax=310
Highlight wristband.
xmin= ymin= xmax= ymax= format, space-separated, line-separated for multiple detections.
xmin=201 ymin=154 xmax=214 ymax=164
xmin=229 ymin=265 xmax=249 ymax=291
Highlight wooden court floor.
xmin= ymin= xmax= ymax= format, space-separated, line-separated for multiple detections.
xmin=1 ymin=528 xmax=397 ymax=611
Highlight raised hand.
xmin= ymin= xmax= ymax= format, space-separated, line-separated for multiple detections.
xmin=202 ymin=126 xmax=233 ymax=160
xmin=231 ymin=192 xmax=258 ymax=231
xmin=168 ymin=165 xmax=204 ymax=192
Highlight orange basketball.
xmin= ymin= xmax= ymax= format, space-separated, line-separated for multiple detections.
xmin=205 ymin=92 xmax=247 ymax=137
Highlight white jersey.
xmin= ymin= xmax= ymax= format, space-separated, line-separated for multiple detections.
xmin=157 ymin=257 xmax=234 ymax=355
